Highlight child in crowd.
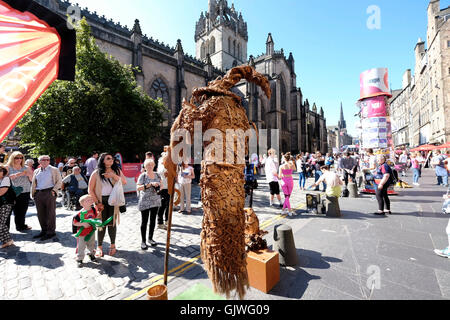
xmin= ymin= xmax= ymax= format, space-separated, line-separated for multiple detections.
xmin=73 ymin=195 xmax=100 ymax=267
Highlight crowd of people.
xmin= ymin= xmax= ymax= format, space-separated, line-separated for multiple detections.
xmin=0 ymin=142 xmax=449 ymax=263
xmin=0 ymin=144 xmax=198 ymax=267
xmin=253 ymin=147 xmax=450 ymax=217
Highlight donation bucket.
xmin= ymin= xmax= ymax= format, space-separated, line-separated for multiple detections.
xmin=147 ymin=284 xmax=168 ymax=300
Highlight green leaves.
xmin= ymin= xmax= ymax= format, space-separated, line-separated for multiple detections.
xmin=18 ymin=18 xmax=166 ymax=158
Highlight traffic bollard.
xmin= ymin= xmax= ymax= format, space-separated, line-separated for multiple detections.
xmin=273 ymin=224 xmax=298 ymax=266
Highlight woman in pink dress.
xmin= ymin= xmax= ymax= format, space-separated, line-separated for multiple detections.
xmin=279 ymin=153 xmax=296 ymax=216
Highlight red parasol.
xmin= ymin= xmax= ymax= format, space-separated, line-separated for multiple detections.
xmin=433 ymin=142 xmax=450 ymax=150
xmin=410 ymin=144 xmax=438 ymax=152
xmin=0 ymin=0 xmax=75 ymax=141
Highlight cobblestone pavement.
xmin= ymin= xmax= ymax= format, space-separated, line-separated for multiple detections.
xmin=0 ymin=169 xmax=449 ymax=300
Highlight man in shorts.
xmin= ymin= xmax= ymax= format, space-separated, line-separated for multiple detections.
xmin=265 ymin=149 xmax=282 ymax=208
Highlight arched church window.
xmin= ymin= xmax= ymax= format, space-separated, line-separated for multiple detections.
xmin=233 ymin=40 xmax=236 ymax=57
xmin=280 ymin=77 xmax=287 ymax=111
xmin=237 ymin=43 xmax=241 ymax=60
xmin=270 ymin=82 xmax=277 ymax=111
xmin=201 ymin=42 xmax=206 ymax=59
xmin=210 ymin=37 xmax=216 ymax=54
xmin=228 ymin=37 xmax=232 ymax=53
xmin=149 ymin=78 xmax=170 ymax=107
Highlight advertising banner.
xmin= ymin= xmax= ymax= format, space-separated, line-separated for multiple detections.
xmin=362 ymin=117 xmax=388 ymax=128
xmin=0 ymin=0 xmax=76 ymax=141
xmin=360 ymin=96 xmax=387 ymax=117
xmin=122 ymin=163 xmax=142 ymax=194
xmin=360 ymin=68 xmax=392 ymax=100
xmin=362 ymin=127 xmax=388 ymax=139
xmin=362 ymin=138 xmax=388 ymax=149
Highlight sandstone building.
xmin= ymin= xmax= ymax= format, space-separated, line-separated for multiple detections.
xmin=390 ymin=0 xmax=450 ymax=147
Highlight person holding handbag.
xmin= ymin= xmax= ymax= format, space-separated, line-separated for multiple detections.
xmin=137 ymin=159 xmax=162 ymax=249
xmin=6 ymin=151 xmax=32 ymax=232
xmin=0 ymin=165 xmax=14 ymax=248
xmin=88 ymin=153 xmax=126 ymax=257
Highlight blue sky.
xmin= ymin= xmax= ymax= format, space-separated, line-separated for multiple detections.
xmin=71 ymin=0 xmax=448 ymax=136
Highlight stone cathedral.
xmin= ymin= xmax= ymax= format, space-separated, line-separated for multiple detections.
xmin=34 ymin=0 xmax=328 ymax=154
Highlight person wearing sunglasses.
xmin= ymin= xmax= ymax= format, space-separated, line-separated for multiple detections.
xmin=31 ymin=155 xmax=63 ymax=241
xmin=88 ymin=153 xmax=127 ymax=257
xmin=6 ymin=152 xmax=33 ymax=232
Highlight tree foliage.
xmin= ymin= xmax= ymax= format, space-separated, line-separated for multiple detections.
xmin=19 ymin=18 xmax=166 ymax=158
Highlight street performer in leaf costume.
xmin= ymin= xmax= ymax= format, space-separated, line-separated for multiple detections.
xmin=166 ymin=66 xmax=271 ymax=299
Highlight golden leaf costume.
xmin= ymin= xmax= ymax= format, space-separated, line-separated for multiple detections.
xmin=167 ymin=66 xmax=270 ymax=299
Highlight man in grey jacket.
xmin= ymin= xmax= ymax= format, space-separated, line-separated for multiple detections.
xmin=338 ymin=152 xmax=358 ymax=187
xmin=31 ymin=155 xmax=62 ymax=241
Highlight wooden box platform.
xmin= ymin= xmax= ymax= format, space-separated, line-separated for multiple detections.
xmin=246 ymin=249 xmax=280 ymax=293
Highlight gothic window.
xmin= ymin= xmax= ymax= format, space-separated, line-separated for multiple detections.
xmin=201 ymin=42 xmax=206 ymax=59
xmin=228 ymin=37 xmax=232 ymax=53
xmin=150 ymin=78 xmax=170 ymax=126
xmin=270 ymin=82 xmax=277 ymax=111
xmin=237 ymin=43 xmax=241 ymax=60
xmin=280 ymin=77 xmax=287 ymax=111
xmin=149 ymin=78 xmax=169 ymax=107
xmin=280 ymin=77 xmax=288 ymax=129
xmin=210 ymin=37 xmax=216 ymax=54
xmin=233 ymin=40 xmax=236 ymax=57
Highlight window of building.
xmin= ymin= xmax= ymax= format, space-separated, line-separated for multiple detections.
xmin=209 ymin=37 xmax=216 ymax=54
xmin=201 ymin=42 xmax=206 ymax=59
xmin=150 ymin=78 xmax=169 ymax=107
xmin=436 ymin=95 xmax=439 ymax=111
xmin=447 ymin=40 xmax=450 ymax=48
xmin=237 ymin=43 xmax=241 ymax=61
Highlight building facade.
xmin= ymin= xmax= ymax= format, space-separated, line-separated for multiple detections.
xmin=30 ymin=0 xmax=328 ymax=154
xmin=327 ymin=103 xmax=353 ymax=152
xmin=390 ymin=0 xmax=450 ymax=148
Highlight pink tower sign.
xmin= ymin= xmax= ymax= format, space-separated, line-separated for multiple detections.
xmin=360 ymin=68 xmax=392 ymax=100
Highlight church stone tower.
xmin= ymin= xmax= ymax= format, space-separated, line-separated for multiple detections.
xmin=195 ymin=0 xmax=248 ymax=71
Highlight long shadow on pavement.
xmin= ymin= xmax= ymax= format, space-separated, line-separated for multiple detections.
xmin=268 ymin=248 xmax=341 ymax=299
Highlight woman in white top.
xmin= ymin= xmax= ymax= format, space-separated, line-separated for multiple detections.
xmin=88 ymin=153 xmax=126 ymax=257
xmin=296 ymin=154 xmax=306 ymax=190
xmin=177 ymin=161 xmax=195 ymax=214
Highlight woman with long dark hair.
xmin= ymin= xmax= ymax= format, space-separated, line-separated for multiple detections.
xmin=88 ymin=153 xmax=126 ymax=257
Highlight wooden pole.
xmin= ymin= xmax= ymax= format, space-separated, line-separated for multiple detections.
xmin=163 ymin=176 xmax=176 ymax=286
